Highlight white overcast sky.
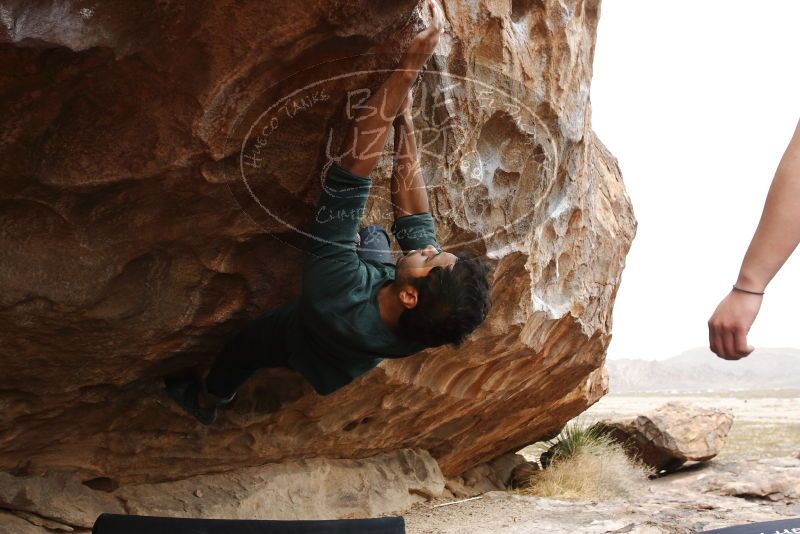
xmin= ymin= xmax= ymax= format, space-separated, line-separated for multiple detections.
xmin=590 ymin=1 xmax=800 ymax=360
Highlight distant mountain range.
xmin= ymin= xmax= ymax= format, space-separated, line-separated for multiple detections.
xmin=605 ymin=347 xmax=800 ymax=393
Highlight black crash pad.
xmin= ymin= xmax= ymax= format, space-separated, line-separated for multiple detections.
xmin=701 ymin=517 xmax=800 ymax=533
xmin=93 ymin=513 xmax=405 ymax=534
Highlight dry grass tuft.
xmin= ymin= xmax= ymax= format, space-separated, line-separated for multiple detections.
xmin=516 ymin=421 xmax=654 ymax=500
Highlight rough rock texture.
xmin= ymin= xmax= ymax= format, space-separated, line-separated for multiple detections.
xmin=444 ymin=452 xmax=527 ymax=498
xmin=0 ymin=471 xmax=123 ymax=529
xmin=0 ymin=0 xmax=633 ymax=499
xmin=0 ymin=511 xmax=66 ymax=534
xmin=0 ymin=449 xmax=443 ymax=531
xmin=599 ymin=402 xmax=734 ymax=472
xmin=696 ymin=457 xmax=800 ymax=502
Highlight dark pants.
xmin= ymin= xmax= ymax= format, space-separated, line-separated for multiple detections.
xmin=204 ymin=224 xmax=393 ymax=399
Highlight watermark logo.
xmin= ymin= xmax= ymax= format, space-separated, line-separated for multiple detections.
xmin=225 ymin=54 xmax=557 ymax=261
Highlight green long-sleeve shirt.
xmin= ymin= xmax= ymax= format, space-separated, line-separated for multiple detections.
xmin=284 ymin=162 xmax=442 ymax=395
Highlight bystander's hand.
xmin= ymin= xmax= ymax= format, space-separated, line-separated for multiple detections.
xmin=708 ymin=289 xmax=762 ymax=360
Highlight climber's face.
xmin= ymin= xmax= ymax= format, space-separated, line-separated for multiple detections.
xmin=395 ymin=244 xmax=457 ymax=281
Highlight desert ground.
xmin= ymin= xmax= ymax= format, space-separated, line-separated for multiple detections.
xmin=400 ymin=390 xmax=800 ymax=533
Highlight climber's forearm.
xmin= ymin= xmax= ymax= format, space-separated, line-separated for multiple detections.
xmin=338 ymin=69 xmax=417 ymax=178
xmin=338 ymin=0 xmax=442 ymax=178
xmin=391 ymin=110 xmax=429 ymax=218
xmin=736 ymin=120 xmax=800 ymax=292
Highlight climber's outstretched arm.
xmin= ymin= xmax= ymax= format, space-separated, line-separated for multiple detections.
xmin=338 ymin=0 xmax=444 ymax=178
xmin=708 ymin=118 xmax=800 ymax=359
xmin=337 ymin=70 xmax=414 ymax=178
xmin=388 ymin=90 xmax=442 ymax=255
xmin=391 ymin=93 xmax=429 ymax=218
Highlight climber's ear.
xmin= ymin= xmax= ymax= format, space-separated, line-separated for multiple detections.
xmin=398 ymin=284 xmax=419 ymax=309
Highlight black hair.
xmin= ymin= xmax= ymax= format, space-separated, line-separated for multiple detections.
xmin=396 ymin=251 xmax=491 ymax=348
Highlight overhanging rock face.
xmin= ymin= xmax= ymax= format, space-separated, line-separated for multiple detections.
xmin=0 ymin=0 xmax=635 ymax=486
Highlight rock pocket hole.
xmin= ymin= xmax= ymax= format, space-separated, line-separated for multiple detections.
xmin=343 ymin=416 xmax=374 ymax=432
xmin=82 ymin=477 xmax=119 ymax=492
xmin=253 ymin=386 xmax=282 ymax=413
xmin=511 ymin=0 xmax=544 ymax=22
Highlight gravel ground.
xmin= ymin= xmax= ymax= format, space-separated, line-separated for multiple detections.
xmin=400 ymin=475 xmax=800 ymax=533
xmin=399 ymin=391 xmax=800 ymax=533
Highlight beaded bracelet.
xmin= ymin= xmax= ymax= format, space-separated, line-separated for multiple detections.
xmin=732 ymin=285 xmax=765 ymax=296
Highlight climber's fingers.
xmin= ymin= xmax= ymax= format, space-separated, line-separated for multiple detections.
xmin=401 ymin=1 xmax=444 ymax=71
xmin=426 ymin=0 xmax=444 ymax=32
xmin=414 ymin=0 xmax=444 ymax=42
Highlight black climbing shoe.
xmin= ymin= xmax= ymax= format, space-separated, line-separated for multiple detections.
xmin=164 ymin=375 xmax=217 ymax=426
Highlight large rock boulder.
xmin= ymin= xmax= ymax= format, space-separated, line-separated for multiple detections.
xmin=0 ymin=449 xmax=444 ymax=531
xmin=0 ymin=0 xmax=633 ymax=510
xmin=598 ymin=402 xmax=734 ymax=473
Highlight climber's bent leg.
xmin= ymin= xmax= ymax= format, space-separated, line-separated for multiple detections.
xmin=164 ymin=301 xmax=296 ymax=426
xmin=203 ymin=300 xmax=296 ymax=401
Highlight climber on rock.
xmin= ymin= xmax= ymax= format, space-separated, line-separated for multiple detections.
xmin=165 ymin=0 xmax=491 ymax=425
